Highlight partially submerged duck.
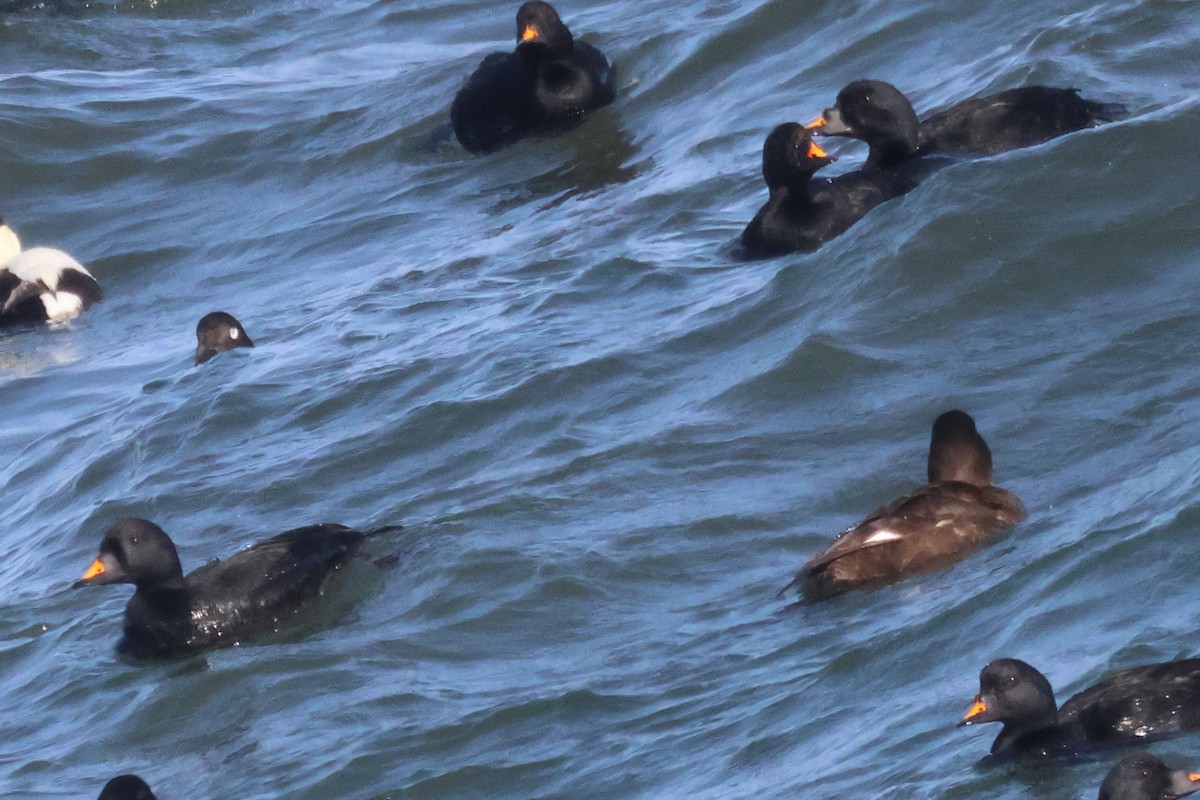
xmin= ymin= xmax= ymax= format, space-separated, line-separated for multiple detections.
xmin=960 ymin=657 xmax=1200 ymax=758
xmin=782 ymin=410 xmax=1024 ymax=600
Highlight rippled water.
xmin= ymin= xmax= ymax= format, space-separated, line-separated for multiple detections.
xmin=2 ymin=0 xmax=1200 ymax=797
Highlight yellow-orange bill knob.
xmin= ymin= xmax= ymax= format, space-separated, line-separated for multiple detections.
xmin=81 ymin=558 xmax=105 ymax=580
xmin=804 ymin=116 xmax=826 ymax=130
xmin=962 ymin=697 xmax=988 ymax=721
xmin=521 ymin=25 xmax=540 ymax=42
xmin=807 ymin=141 xmax=828 ymax=159
xmin=1189 ymin=773 xmax=1200 ymax=783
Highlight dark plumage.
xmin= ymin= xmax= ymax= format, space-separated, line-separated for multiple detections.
xmin=0 ymin=218 xmax=101 ymax=328
xmin=99 ymin=775 xmax=157 ymax=800
xmin=195 ymin=311 xmax=254 ymax=365
xmin=1100 ymin=754 xmax=1200 ymax=800
xmin=783 ymin=410 xmax=1025 ymax=600
xmin=741 ymin=122 xmax=912 ymax=258
xmin=959 ymin=658 xmax=1200 ymax=758
xmin=450 ymin=1 xmax=616 ymax=153
xmin=810 ymin=79 xmax=1123 ymax=170
xmin=78 ymin=517 xmax=391 ymax=659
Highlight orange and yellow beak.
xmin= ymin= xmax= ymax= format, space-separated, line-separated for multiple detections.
xmin=804 ymin=116 xmax=827 ymax=131
xmin=807 ymin=141 xmax=828 ymax=159
xmin=520 ymin=24 xmax=541 ymax=43
xmin=1190 ymin=773 xmax=1200 ymax=783
xmin=81 ymin=557 xmax=106 ymax=581
xmin=961 ymin=696 xmax=988 ymax=723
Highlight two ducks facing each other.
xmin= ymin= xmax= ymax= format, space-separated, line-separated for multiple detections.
xmin=741 ymin=80 xmax=1123 ymax=257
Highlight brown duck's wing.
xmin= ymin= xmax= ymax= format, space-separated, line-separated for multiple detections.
xmin=801 ymin=482 xmax=1025 ymax=574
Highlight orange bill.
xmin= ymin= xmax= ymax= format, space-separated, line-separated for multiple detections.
xmin=804 ymin=116 xmax=826 ymax=130
xmin=962 ymin=697 xmax=988 ymax=722
xmin=807 ymin=141 xmax=828 ymax=159
xmin=521 ymin=25 xmax=540 ymax=42
xmin=1190 ymin=773 xmax=1200 ymax=783
xmin=81 ymin=557 xmax=105 ymax=580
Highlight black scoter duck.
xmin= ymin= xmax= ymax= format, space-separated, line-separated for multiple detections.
xmin=0 ymin=218 xmax=101 ymax=327
xmin=450 ymin=1 xmax=615 ymax=153
xmin=782 ymin=410 xmax=1025 ymax=600
xmin=195 ymin=311 xmax=254 ymax=365
xmin=1100 ymin=753 xmax=1200 ymax=800
xmin=99 ymin=775 xmax=157 ymax=800
xmin=78 ymin=517 xmax=392 ymax=658
xmin=809 ymin=79 xmax=1123 ymax=169
xmin=960 ymin=658 xmax=1200 ymax=758
xmin=741 ymin=122 xmax=912 ymax=258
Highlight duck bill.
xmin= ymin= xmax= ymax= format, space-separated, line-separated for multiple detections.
xmin=80 ymin=557 xmax=106 ymax=582
xmin=957 ymin=695 xmax=992 ymax=727
xmin=1169 ymin=771 xmax=1200 ymax=799
xmin=810 ymin=107 xmax=854 ymax=136
xmin=519 ymin=24 xmax=545 ymax=45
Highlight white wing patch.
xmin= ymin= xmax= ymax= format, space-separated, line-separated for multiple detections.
xmin=861 ymin=529 xmax=904 ymax=545
xmin=229 ymin=327 xmax=239 ymax=340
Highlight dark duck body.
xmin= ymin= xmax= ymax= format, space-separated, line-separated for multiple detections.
xmin=810 ymin=79 xmax=1123 ymax=170
xmin=960 ymin=658 xmax=1200 ymax=758
xmin=741 ymin=122 xmax=911 ymax=258
xmin=99 ymin=775 xmax=157 ymax=800
xmin=450 ymin=1 xmax=615 ymax=153
xmin=1099 ymin=753 xmax=1200 ymax=800
xmin=79 ymin=517 xmax=381 ymax=659
xmin=785 ymin=410 xmax=1025 ymax=600
xmin=195 ymin=311 xmax=254 ymax=365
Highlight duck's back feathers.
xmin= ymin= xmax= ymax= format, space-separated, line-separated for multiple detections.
xmin=1061 ymin=660 xmax=1200 ymax=745
xmin=120 ymin=524 xmax=367 ymax=658
xmin=801 ymin=481 xmax=1025 ymax=599
xmin=918 ymin=86 xmax=1125 ymax=156
xmin=0 ymin=247 xmax=100 ymax=326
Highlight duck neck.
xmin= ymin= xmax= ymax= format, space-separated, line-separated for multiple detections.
xmin=867 ymin=136 xmax=917 ymax=169
xmin=992 ymin=709 xmax=1060 ymax=755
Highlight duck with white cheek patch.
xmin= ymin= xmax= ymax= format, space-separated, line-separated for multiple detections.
xmin=195 ymin=311 xmax=254 ymax=365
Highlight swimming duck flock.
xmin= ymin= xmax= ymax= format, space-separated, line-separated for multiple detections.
xmin=2 ymin=0 xmax=1199 ymax=797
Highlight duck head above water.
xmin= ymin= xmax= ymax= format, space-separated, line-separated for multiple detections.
xmin=98 ymin=774 xmax=157 ymax=800
xmin=808 ymin=79 xmax=920 ymax=168
xmin=516 ymin=1 xmax=574 ymax=58
xmin=1100 ymin=753 xmax=1200 ymax=800
xmin=928 ymin=409 xmax=993 ymax=486
xmin=959 ymin=658 xmax=1059 ymax=733
xmin=761 ymin=122 xmax=833 ymax=191
xmin=195 ymin=310 xmax=254 ymax=365
xmin=78 ymin=518 xmax=186 ymax=591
